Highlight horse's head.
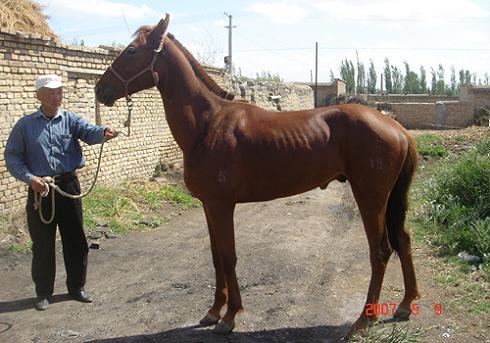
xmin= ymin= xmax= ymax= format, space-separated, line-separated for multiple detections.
xmin=95 ymin=14 xmax=170 ymax=106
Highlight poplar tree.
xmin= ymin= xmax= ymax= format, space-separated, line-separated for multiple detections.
xmin=340 ymin=59 xmax=356 ymax=94
xmin=384 ymin=58 xmax=393 ymax=94
xmin=420 ymin=66 xmax=428 ymax=93
xmin=391 ymin=66 xmax=404 ymax=94
xmin=367 ymin=59 xmax=377 ymax=94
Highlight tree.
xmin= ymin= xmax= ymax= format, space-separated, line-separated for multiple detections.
xmin=340 ymin=59 xmax=356 ymax=94
xmin=420 ymin=66 xmax=428 ymax=93
xmin=193 ymin=34 xmax=220 ymax=67
xmin=431 ymin=68 xmax=437 ymax=94
xmin=459 ymin=69 xmax=465 ymax=85
xmin=449 ymin=66 xmax=457 ymax=95
xmin=367 ymin=59 xmax=377 ymax=94
xmin=329 ymin=70 xmax=335 ymax=83
xmin=384 ymin=58 xmax=393 ymax=94
xmin=391 ymin=66 xmax=404 ymax=94
xmin=356 ymin=51 xmax=365 ymax=94
xmin=436 ymin=64 xmax=445 ymax=95
xmin=485 ymin=73 xmax=489 ymax=86
xmin=465 ymin=70 xmax=472 ymax=84
xmin=357 ymin=62 xmax=366 ymax=94
xmin=403 ymin=61 xmax=420 ymax=94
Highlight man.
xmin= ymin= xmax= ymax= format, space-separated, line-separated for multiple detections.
xmin=4 ymin=74 xmax=117 ymax=311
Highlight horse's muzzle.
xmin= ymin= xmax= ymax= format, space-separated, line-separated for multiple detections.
xmin=94 ymin=85 xmax=115 ymax=107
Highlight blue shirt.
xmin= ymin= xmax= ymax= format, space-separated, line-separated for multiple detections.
xmin=4 ymin=108 xmax=106 ymax=184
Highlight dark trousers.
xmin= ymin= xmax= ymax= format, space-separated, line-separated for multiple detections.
xmin=26 ymin=173 xmax=88 ymax=298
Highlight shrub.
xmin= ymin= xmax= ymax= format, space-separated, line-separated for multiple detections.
xmin=421 ymin=139 xmax=490 ymax=260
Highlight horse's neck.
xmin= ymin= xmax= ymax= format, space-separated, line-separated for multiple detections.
xmin=158 ymin=44 xmax=219 ymax=155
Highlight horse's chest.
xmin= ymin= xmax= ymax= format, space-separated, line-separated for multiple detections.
xmin=184 ymin=165 xmax=234 ymax=200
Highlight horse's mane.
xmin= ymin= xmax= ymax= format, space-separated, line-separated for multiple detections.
xmin=133 ymin=26 xmax=234 ymax=100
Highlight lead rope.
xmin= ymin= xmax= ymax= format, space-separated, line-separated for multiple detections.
xmin=33 ymin=133 xmax=120 ymax=224
xmin=34 ymin=35 xmax=167 ymax=223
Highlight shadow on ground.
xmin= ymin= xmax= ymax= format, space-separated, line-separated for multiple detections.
xmin=0 ymin=294 xmax=73 ymax=313
xmin=87 ymin=323 xmax=352 ymax=343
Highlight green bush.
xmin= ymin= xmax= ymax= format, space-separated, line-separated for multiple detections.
xmin=420 ymin=138 xmax=490 ymax=260
xmin=475 ymin=134 xmax=490 ymax=155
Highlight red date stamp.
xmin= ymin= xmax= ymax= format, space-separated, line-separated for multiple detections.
xmin=365 ymin=303 xmax=443 ymax=317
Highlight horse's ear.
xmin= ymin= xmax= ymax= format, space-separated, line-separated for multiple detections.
xmin=149 ymin=13 xmax=170 ymax=50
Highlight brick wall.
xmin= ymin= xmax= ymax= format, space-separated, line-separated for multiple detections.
xmin=0 ymin=30 xmax=183 ymax=211
xmin=460 ymin=84 xmax=490 ymax=114
xmin=231 ymin=78 xmax=313 ymax=111
xmin=389 ymin=103 xmax=436 ymax=129
xmin=0 ymin=29 xmax=313 ymax=212
xmin=389 ymin=101 xmax=474 ymax=129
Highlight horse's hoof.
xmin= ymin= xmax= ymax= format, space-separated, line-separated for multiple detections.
xmin=343 ymin=326 xmax=357 ymax=340
xmin=199 ymin=313 xmax=220 ymax=327
xmin=393 ymin=307 xmax=411 ymax=321
xmin=344 ymin=317 xmax=369 ymax=339
xmin=212 ymin=320 xmax=235 ymax=335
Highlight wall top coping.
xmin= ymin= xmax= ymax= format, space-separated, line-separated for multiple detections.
xmin=60 ymin=66 xmax=105 ymax=76
xmin=369 ymin=94 xmax=458 ymax=98
xmin=435 ymin=101 xmax=464 ymax=104
xmin=378 ymin=102 xmax=435 ymax=105
xmin=0 ymin=28 xmax=121 ymax=55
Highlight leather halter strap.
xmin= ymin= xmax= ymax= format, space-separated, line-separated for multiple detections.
xmin=108 ymin=38 xmax=165 ymax=101
xmin=106 ymin=38 xmax=166 ymax=136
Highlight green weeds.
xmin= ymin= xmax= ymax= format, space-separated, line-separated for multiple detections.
xmin=410 ymin=132 xmax=490 ymax=315
xmin=415 ymin=133 xmax=448 ymax=157
xmin=350 ymin=324 xmax=428 ymax=343
xmin=83 ymin=180 xmax=200 ymax=234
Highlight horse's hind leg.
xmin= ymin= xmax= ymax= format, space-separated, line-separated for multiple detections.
xmin=394 ymin=228 xmax=420 ymax=320
xmin=347 ymin=184 xmax=393 ymax=337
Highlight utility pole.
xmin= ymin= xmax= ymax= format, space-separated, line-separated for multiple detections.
xmin=224 ymin=12 xmax=236 ymax=75
xmin=314 ymin=42 xmax=318 ymax=108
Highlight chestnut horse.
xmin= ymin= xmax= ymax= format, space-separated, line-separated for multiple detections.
xmin=95 ymin=14 xmax=420 ymax=337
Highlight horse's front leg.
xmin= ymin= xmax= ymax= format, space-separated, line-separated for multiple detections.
xmin=201 ymin=202 xmax=243 ymax=334
xmin=201 ymin=201 xmax=242 ymax=334
xmin=199 ymin=203 xmax=227 ymax=327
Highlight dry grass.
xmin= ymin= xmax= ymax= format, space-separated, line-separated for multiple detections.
xmin=0 ymin=0 xmax=56 ymax=37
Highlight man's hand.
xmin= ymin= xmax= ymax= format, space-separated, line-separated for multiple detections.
xmin=31 ymin=176 xmax=47 ymax=193
xmin=104 ymin=127 xmax=118 ymax=139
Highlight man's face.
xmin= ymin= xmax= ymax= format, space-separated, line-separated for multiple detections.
xmin=36 ymin=87 xmax=63 ymax=113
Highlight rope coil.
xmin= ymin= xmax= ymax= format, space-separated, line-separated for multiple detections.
xmin=33 ymin=133 xmax=121 ymax=224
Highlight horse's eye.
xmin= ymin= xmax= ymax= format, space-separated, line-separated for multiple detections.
xmin=127 ymin=46 xmax=137 ymax=54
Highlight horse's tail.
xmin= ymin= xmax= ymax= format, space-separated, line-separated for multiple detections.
xmin=386 ymin=133 xmax=418 ymax=253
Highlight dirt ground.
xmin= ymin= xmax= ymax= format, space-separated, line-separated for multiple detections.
xmin=0 ymin=180 xmax=488 ymax=342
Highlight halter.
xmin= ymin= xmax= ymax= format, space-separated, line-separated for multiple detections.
xmin=107 ymin=38 xmax=166 ymax=136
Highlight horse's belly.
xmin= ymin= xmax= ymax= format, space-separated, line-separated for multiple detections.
xmin=236 ymin=175 xmax=333 ymax=203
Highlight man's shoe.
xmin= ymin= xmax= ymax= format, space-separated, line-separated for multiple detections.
xmin=35 ymin=298 xmax=49 ymax=311
xmin=69 ymin=290 xmax=93 ymax=303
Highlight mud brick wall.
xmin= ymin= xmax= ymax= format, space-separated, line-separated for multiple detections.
xmin=0 ymin=30 xmax=313 ymax=212
xmin=0 ymin=30 xmax=182 ymax=211
xmin=389 ymin=103 xmax=436 ymax=129
xmin=460 ymin=84 xmax=490 ymax=114
xmin=437 ymin=101 xmax=474 ymax=128
xmin=230 ymin=78 xmax=314 ymax=111
xmin=368 ymin=94 xmax=458 ymax=103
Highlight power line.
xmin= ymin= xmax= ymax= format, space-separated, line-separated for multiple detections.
xmin=234 ymin=46 xmax=490 ymax=53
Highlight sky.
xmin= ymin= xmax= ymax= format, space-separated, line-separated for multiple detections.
xmin=37 ymin=0 xmax=490 ymax=85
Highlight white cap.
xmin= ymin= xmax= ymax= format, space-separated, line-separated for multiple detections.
xmin=35 ymin=74 xmax=62 ymax=90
